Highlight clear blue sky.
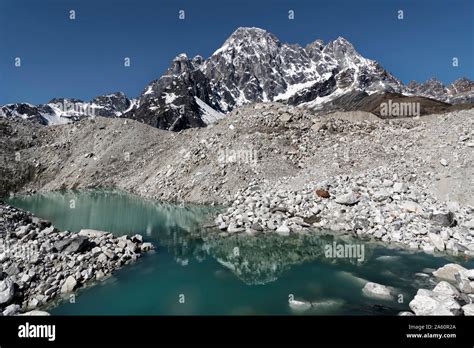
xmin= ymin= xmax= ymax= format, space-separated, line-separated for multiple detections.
xmin=0 ymin=0 xmax=472 ymax=104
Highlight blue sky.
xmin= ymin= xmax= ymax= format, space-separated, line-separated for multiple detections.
xmin=0 ymin=0 xmax=472 ymax=104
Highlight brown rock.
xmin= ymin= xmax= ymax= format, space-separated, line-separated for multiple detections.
xmin=315 ymin=189 xmax=330 ymax=198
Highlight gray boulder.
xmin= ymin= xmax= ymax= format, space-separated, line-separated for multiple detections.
xmin=400 ymin=201 xmax=423 ymax=213
xmin=53 ymin=236 xmax=92 ymax=254
xmin=432 ymin=281 xmax=460 ymax=298
xmin=409 ymin=289 xmax=462 ymax=316
xmin=428 ymin=233 xmax=445 ymax=251
xmin=289 ymin=299 xmax=312 ymax=312
xmin=60 ymin=276 xmax=78 ymax=293
xmin=65 ymin=236 xmax=92 ymax=254
xmin=463 ymin=269 xmax=474 ymax=280
xmin=2 ymin=304 xmax=20 ymax=316
xmin=276 ymin=224 xmax=290 ymax=236
xmin=15 ymin=225 xmax=31 ymax=238
xmin=250 ymin=223 xmax=264 ymax=232
xmin=131 ymin=234 xmax=143 ymax=243
xmin=432 ymin=264 xmax=467 ymax=282
xmin=335 ymin=192 xmax=359 ymax=206
xmin=140 ymin=242 xmax=154 ymax=252
xmin=78 ymin=229 xmax=107 ymax=238
xmin=462 ymin=304 xmax=474 ymax=316
xmin=373 ymin=189 xmax=391 ymax=202
xmin=362 ymin=282 xmax=393 ymax=300
xmin=52 ymin=239 xmax=71 ymax=252
xmin=97 ymin=253 xmax=108 ymax=263
xmin=454 ymin=272 xmax=473 ymax=294
xmin=431 ymin=212 xmax=456 ymax=227
xmin=0 ymin=278 xmax=15 ymax=305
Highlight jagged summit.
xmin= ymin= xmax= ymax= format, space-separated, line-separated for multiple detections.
xmin=48 ymin=97 xmax=84 ymax=104
xmin=174 ymin=53 xmax=189 ymax=60
xmin=407 ymin=77 xmax=473 ymax=104
xmin=305 ymin=39 xmax=324 ymax=51
xmin=324 ymin=36 xmax=358 ymax=55
xmin=225 ymin=26 xmax=277 ymax=42
xmin=330 ymin=36 xmax=354 ymax=46
xmin=212 ymin=26 xmax=281 ymax=57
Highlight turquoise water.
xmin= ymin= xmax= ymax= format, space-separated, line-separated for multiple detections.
xmin=7 ymin=190 xmax=474 ymax=315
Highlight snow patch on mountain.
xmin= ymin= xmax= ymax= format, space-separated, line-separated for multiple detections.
xmin=194 ymin=97 xmax=225 ymax=124
xmin=275 ymin=81 xmax=321 ymax=101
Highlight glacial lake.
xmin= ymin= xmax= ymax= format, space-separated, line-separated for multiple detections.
xmin=7 ymin=190 xmax=474 ymax=315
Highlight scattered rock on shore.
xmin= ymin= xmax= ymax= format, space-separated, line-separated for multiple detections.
xmin=214 ymin=169 xmax=474 ymax=255
xmin=404 ymin=263 xmax=474 ymax=316
xmin=0 ymin=202 xmax=154 ymax=315
xmin=362 ymin=282 xmax=393 ymax=300
xmin=432 ymin=263 xmax=467 ymax=282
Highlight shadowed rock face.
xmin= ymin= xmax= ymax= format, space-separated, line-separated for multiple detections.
xmin=315 ymin=91 xmax=474 ymax=117
xmin=0 ymin=104 xmax=51 ymax=125
xmin=127 ymin=54 xmax=212 ymax=131
xmin=90 ymin=92 xmax=131 ymax=117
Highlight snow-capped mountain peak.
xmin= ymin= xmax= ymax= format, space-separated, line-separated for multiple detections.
xmin=86 ymin=27 xmax=474 ymax=130
xmin=213 ymin=27 xmax=280 ymax=55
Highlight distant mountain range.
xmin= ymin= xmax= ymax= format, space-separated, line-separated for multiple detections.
xmin=2 ymin=27 xmax=473 ymax=129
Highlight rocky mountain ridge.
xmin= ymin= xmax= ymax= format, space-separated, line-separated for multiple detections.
xmin=1 ymin=27 xmax=472 ymax=129
xmin=0 ymin=93 xmax=137 ymax=126
xmin=407 ymin=77 xmax=474 ymax=105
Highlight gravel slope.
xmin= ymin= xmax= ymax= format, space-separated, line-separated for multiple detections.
xmin=2 ymin=103 xmax=472 ymax=206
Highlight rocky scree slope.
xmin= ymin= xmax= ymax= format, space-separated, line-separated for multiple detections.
xmin=0 ymin=120 xmax=40 ymax=196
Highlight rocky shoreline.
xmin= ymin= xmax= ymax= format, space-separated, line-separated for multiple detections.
xmin=403 ymin=263 xmax=474 ymax=316
xmin=0 ymin=202 xmax=154 ymax=316
xmin=285 ymin=262 xmax=474 ymax=316
xmin=213 ymin=168 xmax=474 ymax=256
